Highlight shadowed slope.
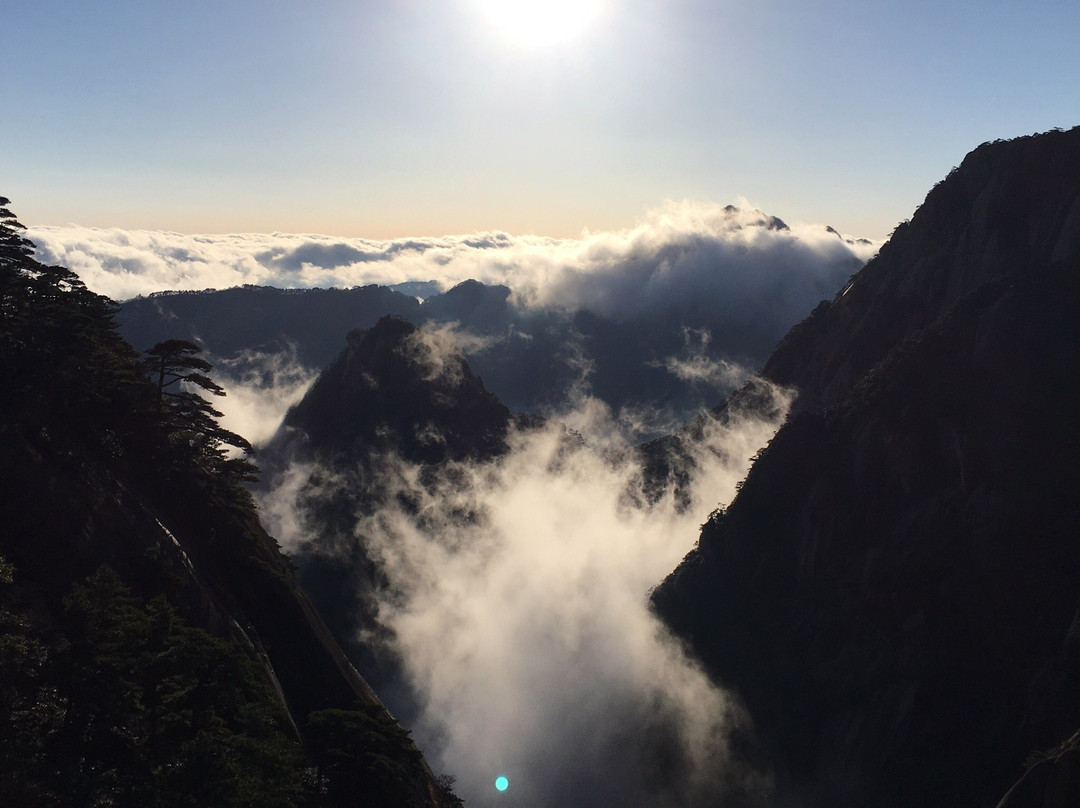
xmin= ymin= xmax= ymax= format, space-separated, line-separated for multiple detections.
xmin=653 ymin=126 xmax=1080 ymax=807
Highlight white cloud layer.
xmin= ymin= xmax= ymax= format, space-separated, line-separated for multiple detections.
xmin=29 ymin=201 xmax=878 ymax=319
xmin=261 ymin=384 xmax=793 ymax=807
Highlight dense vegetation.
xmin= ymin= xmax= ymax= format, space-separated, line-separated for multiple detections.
xmin=0 ymin=562 xmax=306 ymax=806
xmin=0 ymin=197 xmax=458 ymax=807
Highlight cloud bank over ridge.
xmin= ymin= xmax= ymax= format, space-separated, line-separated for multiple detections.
xmin=30 ymin=202 xmax=878 ymax=322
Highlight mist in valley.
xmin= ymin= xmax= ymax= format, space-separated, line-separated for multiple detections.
xmin=258 ymin=364 xmax=792 ymax=807
xmin=50 ymin=198 xmax=874 ymax=805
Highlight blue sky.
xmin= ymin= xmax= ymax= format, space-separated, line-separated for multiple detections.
xmin=4 ymin=0 xmax=1078 ymax=240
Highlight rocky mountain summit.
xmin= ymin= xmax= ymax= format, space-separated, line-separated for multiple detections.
xmin=271 ymin=315 xmax=513 ymax=466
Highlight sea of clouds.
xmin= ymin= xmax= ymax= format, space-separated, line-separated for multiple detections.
xmin=29 ymin=200 xmax=877 ymax=316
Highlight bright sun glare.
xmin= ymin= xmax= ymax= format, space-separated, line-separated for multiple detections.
xmin=470 ymin=0 xmax=608 ymax=47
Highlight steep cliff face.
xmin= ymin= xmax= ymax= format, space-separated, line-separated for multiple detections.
xmin=763 ymin=128 xmax=1080 ymax=411
xmin=653 ymin=127 xmax=1080 ymax=807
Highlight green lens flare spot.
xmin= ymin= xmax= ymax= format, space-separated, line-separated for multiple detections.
xmin=495 ymin=775 xmax=509 ymax=792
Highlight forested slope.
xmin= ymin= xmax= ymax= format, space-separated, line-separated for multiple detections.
xmin=0 ymin=197 xmax=459 ymax=807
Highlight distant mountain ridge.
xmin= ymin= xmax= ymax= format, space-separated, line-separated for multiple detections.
xmin=115 ymin=211 xmax=869 ymax=432
xmin=652 ymin=126 xmax=1080 ymax=807
xmin=118 ymin=283 xmax=423 ymax=370
xmin=117 ymin=278 xmax=778 ymax=427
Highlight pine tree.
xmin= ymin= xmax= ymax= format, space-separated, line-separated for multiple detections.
xmin=0 ymin=197 xmax=146 ymax=444
xmin=142 ymin=339 xmax=257 ymax=482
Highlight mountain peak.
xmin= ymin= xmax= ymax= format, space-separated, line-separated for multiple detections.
xmin=274 ymin=315 xmax=512 ymax=465
xmin=344 ymin=313 xmax=417 ymax=351
xmin=762 ymin=125 xmax=1080 ymax=411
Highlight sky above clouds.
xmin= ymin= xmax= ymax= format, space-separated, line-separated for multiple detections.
xmin=5 ymin=0 xmax=1079 ymax=242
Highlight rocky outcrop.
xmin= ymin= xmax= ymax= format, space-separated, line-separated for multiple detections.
xmin=762 ymin=127 xmax=1080 ymax=412
xmin=996 ymin=732 xmax=1080 ymax=808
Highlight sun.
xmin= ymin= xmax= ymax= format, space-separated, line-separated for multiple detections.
xmin=469 ymin=0 xmax=608 ymax=47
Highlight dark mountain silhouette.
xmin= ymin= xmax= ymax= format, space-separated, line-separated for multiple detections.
xmin=0 ymin=198 xmax=459 ymax=807
xmin=652 ymin=127 xmax=1080 ymax=807
xmin=417 ymin=278 xmax=513 ymax=331
xmin=260 ymin=316 xmax=529 ymax=721
xmin=117 ymin=278 xmax=766 ymax=428
xmin=274 ymin=315 xmax=514 ymax=466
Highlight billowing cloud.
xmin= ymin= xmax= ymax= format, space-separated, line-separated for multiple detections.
xmin=212 ymin=347 xmax=318 ymax=447
xmin=260 ymin=383 xmax=793 ymax=808
xmin=257 ymin=458 xmax=317 ymax=555
xmin=29 ymin=201 xmax=877 ymax=316
xmin=36 ymin=202 xmax=874 ymax=444
xmin=400 ymin=322 xmax=502 ymax=385
xmin=653 ymin=327 xmax=751 ymax=391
